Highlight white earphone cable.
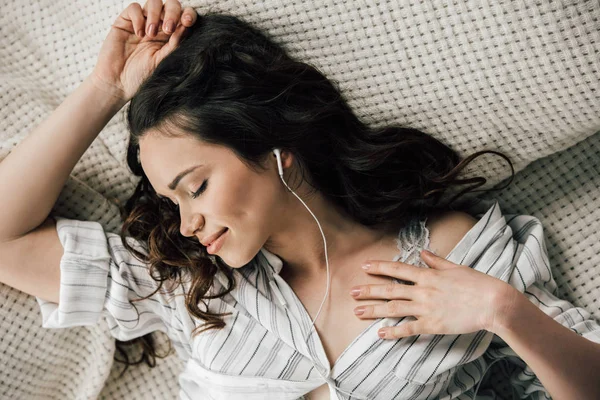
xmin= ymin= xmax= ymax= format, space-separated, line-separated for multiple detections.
xmin=276 ymin=172 xmax=330 ymax=328
xmin=274 ymin=150 xmax=367 ymax=400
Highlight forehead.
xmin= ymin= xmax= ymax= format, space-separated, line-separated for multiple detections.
xmin=139 ymin=131 xmax=212 ymax=162
xmin=140 ymin=130 xmax=206 ymax=155
xmin=138 ymin=132 xmax=222 ymax=189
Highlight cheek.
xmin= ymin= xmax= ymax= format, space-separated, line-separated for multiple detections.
xmin=231 ymin=177 xmax=281 ymax=234
xmin=245 ymin=174 xmax=281 ymax=223
xmin=198 ymin=174 xmax=254 ymax=230
xmin=223 ymin=171 xmax=280 ymax=223
xmin=223 ymin=174 xmax=281 ymax=258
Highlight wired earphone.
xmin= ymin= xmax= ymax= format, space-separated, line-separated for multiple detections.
xmin=271 ymin=148 xmax=367 ymax=400
xmin=272 ymin=148 xmax=330 ymax=328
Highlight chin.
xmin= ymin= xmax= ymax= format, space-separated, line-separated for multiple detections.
xmin=216 ymin=249 xmax=259 ymax=269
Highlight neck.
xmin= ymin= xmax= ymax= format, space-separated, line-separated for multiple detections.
xmin=263 ymin=191 xmax=388 ymax=280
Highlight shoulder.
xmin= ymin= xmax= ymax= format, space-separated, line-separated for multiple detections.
xmin=424 ymin=210 xmax=478 ymax=259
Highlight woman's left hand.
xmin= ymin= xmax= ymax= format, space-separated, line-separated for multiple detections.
xmin=351 ymin=250 xmax=518 ymax=339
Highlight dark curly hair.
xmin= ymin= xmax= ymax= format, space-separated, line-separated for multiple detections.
xmin=111 ymin=12 xmax=514 ymax=375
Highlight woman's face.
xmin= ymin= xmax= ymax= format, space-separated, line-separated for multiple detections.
xmin=139 ymin=131 xmax=285 ymax=268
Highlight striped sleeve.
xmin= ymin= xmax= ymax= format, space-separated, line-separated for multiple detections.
xmin=462 ymin=202 xmax=600 ymax=399
xmin=35 ymin=216 xmax=186 ymax=343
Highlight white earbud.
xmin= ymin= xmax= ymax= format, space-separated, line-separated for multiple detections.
xmin=273 ymin=148 xmax=284 ymax=176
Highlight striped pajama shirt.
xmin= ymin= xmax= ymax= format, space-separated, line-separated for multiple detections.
xmin=36 ymin=199 xmax=600 ymax=399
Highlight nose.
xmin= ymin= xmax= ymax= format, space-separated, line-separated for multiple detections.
xmin=180 ymin=211 xmax=202 ymax=238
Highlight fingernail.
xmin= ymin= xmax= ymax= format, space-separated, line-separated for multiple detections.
xmin=184 ymin=15 xmax=192 ymax=23
xmin=165 ymin=20 xmax=175 ymax=33
xmin=423 ymin=250 xmax=434 ymax=257
xmin=378 ymin=329 xmax=387 ymax=338
xmin=354 ymin=307 xmax=365 ymax=315
xmin=361 ymin=263 xmax=371 ymax=270
xmin=147 ymin=23 xmax=155 ymax=37
xmin=350 ymin=288 xmax=361 ymax=297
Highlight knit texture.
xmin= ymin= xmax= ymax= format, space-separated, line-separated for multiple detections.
xmin=0 ymin=0 xmax=599 ymax=398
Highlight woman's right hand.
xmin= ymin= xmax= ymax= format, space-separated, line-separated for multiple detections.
xmin=90 ymin=0 xmax=198 ymax=103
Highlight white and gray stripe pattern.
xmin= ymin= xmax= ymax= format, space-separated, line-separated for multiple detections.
xmin=36 ymin=199 xmax=600 ymax=399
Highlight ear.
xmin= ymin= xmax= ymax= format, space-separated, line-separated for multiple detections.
xmin=420 ymin=249 xmax=460 ymax=270
xmin=273 ymin=149 xmax=294 ymax=169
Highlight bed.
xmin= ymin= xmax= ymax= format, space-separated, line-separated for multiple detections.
xmin=0 ymin=0 xmax=598 ymax=398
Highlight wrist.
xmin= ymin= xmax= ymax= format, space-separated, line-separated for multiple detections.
xmin=488 ymin=283 xmax=523 ymax=335
xmin=87 ymin=71 xmax=128 ymax=109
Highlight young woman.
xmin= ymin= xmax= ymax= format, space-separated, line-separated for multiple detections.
xmin=1 ymin=1 xmax=599 ymax=399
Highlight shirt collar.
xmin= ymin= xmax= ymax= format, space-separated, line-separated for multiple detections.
xmin=259 ymin=247 xmax=284 ymax=275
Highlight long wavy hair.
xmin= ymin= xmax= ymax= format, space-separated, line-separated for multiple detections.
xmin=111 ymin=13 xmax=514 ymax=375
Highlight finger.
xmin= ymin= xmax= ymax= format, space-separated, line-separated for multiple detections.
xmin=143 ymin=0 xmax=163 ymax=38
xmin=180 ymin=6 xmax=198 ymax=27
xmin=378 ymin=321 xmax=422 ymax=339
xmin=355 ymin=300 xmax=418 ymax=319
xmin=161 ymin=0 xmax=181 ymax=34
xmin=164 ymin=7 xmax=196 ymax=48
xmin=114 ymin=3 xmax=145 ymax=38
xmin=164 ymin=20 xmax=188 ymax=52
xmin=351 ymin=282 xmax=416 ymax=300
xmin=421 ymin=249 xmax=460 ymax=270
xmin=155 ymin=21 xmax=188 ymax=61
xmin=129 ymin=3 xmax=146 ymax=38
xmin=363 ymin=260 xmax=426 ymax=284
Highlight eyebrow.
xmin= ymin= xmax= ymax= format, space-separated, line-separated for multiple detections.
xmin=157 ymin=164 xmax=204 ymax=197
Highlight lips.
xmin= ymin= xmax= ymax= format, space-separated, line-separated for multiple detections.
xmin=206 ymin=228 xmax=228 ymax=255
xmin=201 ymin=228 xmax=228 ymax=247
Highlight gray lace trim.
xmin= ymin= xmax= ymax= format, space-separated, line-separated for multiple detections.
xmin=393 ymin=217 xmax=437 ymax=269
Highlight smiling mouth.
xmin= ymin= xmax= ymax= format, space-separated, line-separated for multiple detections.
xmin=206 ymin=228 xmax=229 ymax=255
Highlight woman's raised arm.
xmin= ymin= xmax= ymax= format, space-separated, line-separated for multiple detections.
xmin=0 ymin=1 xmax=197 ymax=242
xmin=0 ymin=76 xmax=126 ymax=242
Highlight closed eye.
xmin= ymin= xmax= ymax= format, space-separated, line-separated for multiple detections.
xmin=191 ymin=180 xmax=208 ymax=199
xmin=157 ymin=179 xmax=208 ymax=207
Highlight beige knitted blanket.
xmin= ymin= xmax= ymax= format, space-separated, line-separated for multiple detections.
xmin=0 ymin=0 xmax=598 ymax=398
